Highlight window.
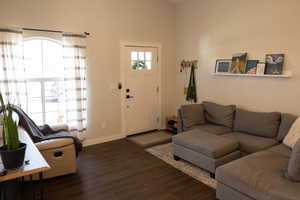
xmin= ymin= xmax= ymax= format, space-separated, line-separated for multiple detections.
xmin=131 ymin=51 xmax=152 ymax=70
xmin=23 ymin=38 xmax=65 ymax=126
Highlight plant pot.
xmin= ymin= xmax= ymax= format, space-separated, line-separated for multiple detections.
xmin=0 ymin=143 xmax=27 ymax=170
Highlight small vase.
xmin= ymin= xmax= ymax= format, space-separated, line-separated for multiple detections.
xmin=0 ymin=143 xmax=27 ymax=170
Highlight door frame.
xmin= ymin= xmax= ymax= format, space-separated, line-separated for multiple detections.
xmin=120 ymin=41 xmax=162 ymax=136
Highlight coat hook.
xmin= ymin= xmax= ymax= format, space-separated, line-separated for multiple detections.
xmin=180 ymin=59 xmax=198 ymax=72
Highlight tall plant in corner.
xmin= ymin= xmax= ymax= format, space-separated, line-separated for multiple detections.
xmin=0 ymin=93 xmax=20 ymax=150
xmin=0 ymin=93 xmax=26 ymax=169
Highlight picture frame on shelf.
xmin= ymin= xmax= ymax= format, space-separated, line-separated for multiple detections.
xmin=245 ymin=60 xmax=259 ymax=74
xmin=256 ymin=62 xmax=266 ymax=75
xmin=265 ymin=54 xmax=284 ymax=75
xmin=229 ymin=53 xmax=247 ymax=74
xmin=215 ymin=59 xmax=232 ymax=74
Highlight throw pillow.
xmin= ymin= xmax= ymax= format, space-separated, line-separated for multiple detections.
xmin=180 ymin=104 xmax=205 ymax=128
xmin=234 ymin=108 xmax=281 ymax=138
xmin=277 ymin=113 xmax=298 ymax=142
xmin=283 ymin=117 xmax=300 ymax=148
xmin=203 ymin=101 xmax=236 ymax=128
xmin=285 ymin=139 xmax=300 ymax=182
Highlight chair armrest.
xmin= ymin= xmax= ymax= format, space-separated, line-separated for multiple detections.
xmin=51 ymin=124 xmax=69 ymax=131
xmin=36 ymin=138 xmax=74 ymax=151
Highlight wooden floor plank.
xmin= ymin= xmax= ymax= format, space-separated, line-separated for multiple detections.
xmin=18 ymin=139 xmax=216 ymax=200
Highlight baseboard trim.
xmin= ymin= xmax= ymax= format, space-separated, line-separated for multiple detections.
xmin=83 ymin=134 xmax=126 ymax=147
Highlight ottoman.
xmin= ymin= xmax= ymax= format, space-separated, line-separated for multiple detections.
xmin=172 ymin=129 xmax=240 ymax=177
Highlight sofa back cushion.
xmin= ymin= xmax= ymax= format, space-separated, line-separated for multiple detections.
xmin=277 ymin=113 xmax=298 ymax=142
xmin=234 ymin=108 xmax=281 ymax=138
xmin=203 ymin=101 xmax=235 ymax=128
xmin=285 ymin=139 xmax=300 ymax=182
xmin=180 ymin=104 xmax=205 ymax=128
xmin=283 ymin=117 xmax=300 ymax=148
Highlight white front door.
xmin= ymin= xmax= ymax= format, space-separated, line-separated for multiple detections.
xmin=121 ymin=46 xmax=160 ymax=136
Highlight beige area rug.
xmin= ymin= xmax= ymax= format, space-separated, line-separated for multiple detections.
xmin=146 ymin=143 xmax=217 ymax=189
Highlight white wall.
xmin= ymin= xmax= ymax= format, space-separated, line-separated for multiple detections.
xmin=176 ymin=0 xmax=300 ymax=115
xmin=3 ymin=0 xmax=299 ymax=144
xmin=0 ymin=0 xmax=177 ymax=144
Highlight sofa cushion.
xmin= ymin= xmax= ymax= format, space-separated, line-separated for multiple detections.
xmin=277 ymin=113 xmax=298 ymax=142
xmin=187 ymin=124 xmax=232 ymax=135
xmin=267 ymin=144 xmax=292 ymax=158
xmin=203 ymin=101 xmax=236 ymax=128
xmin=283 ymin=117 xmax=300 ymax=148
xmin=286 ymin=139 xmax=300 ymax=182
xmin=180 ymin=104 xmax=205 ymax=128
xmin=223 ymin=132 xmax=278 ymax=154
xmin=172 ymin=129 xmax=239 ymax=158
xmin=216 ymin=150 xmax=300 ymax=200
xmin=217 ymin=182 xmax=254 ymax=200
xmin=234 ymin=108 xmax=281 ymax=138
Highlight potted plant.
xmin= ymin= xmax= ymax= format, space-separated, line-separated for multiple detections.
xmin=0 ymin=93 xmax=26 ymax=169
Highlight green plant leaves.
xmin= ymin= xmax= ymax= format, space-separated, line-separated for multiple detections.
xmin=0 ymin=93 xmax=20 ymax=150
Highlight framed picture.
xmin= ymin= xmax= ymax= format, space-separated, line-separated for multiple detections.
xmin=265 ymin=54 xmax=284 ymax=75
xmin=245 ymin=60 xmax=259 ymax=74
xmin=256 ymin=62 xmax=266 ymax=75
xmin=215 ymin=59 xmax=232 ymax=74
xmin=229 ymin=53 xmax=247 ymax=74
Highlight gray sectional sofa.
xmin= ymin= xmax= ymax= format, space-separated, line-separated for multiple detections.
xmin=173 ymin=101 xmax=299 ymax=200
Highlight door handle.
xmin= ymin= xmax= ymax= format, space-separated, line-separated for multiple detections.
xmin=126 ymin=95 xmax=134 ymax=99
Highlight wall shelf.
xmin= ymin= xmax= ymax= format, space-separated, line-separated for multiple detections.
xmin=212 ymin=71 xmax=292 ymax=78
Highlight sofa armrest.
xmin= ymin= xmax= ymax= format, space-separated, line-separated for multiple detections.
xmin=51 ymin=124 xmax=69 ymax=131
xmin=36 ymin=138 xmax=74 ymax=151
xmin=177 ymin=109 xmax=184 ymax=133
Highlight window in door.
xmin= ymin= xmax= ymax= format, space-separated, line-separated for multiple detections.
xmin=23 ymin=38 xmax=65 ymax=126
xmin=131 ymin=51 xmax=152 ymax=70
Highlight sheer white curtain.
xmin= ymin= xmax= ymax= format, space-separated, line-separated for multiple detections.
xmin=62 ymin=33 xmax=88 ymax=140
xmin=0 ymin=28 xmax=27 ymax=107
xmin=0 ymin=29 xmax=88 ymax=139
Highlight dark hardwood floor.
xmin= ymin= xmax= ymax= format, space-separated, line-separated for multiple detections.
xmin=23 ymin=139 xmax=215 ymax=200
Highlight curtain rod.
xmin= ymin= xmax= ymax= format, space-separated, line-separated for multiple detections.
xmin=22 ymin=27 xmax=90 ymax=36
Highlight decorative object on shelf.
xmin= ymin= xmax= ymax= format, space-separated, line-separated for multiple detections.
xmin=212 ymin=53 xmax=291 ymax=78
xmin=0 ymin=93 xmax=26 ymax=170
xmin=213 ymin=72 xmax=291 ymax=78
xmin=265 ymin=54 xmax=284 ymax=75
xmin=215 ymin=59 xmax=231 ymax=74
xmin=229 ymin=53 xmax=248 ymax=74
xmin=256 ymin=62 xmax=266 ymax=75
xmin=245 ymin=60 xmax=259 ymax=74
